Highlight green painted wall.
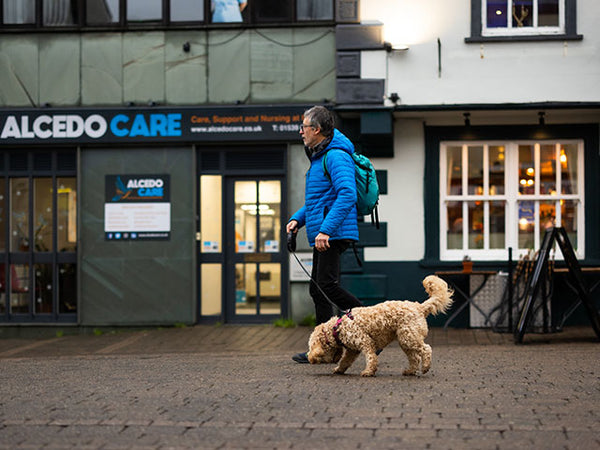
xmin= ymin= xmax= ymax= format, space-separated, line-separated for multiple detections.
xmin=79 ymin=147 xmax=195 ymax=326
xmin=0 ymin=28 xmax=335 ymax=107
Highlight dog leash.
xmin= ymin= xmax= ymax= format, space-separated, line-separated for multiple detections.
xmin=287 ymin=231 xmax=349 ymax=314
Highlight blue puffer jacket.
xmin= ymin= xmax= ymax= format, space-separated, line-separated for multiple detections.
xmin=290 ymin=128 xmax=359 ymax=246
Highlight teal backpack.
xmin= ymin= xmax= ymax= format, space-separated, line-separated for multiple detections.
xmin=322 ymin=151 xmax=380 ymax=228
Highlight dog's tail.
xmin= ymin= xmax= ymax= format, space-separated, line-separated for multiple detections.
xmin=420 ymin=275 xmax=454 ymax=317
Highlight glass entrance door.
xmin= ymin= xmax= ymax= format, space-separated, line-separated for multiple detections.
xmin=226 ymin=178 xmax=286 ymax=321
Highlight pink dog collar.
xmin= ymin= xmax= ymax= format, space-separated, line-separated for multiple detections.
xmin=332 ymin=310 xmax=354 ymax=345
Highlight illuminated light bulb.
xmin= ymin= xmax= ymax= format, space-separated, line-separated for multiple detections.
xmin=526 ymin=168 xmax=534 ymax=176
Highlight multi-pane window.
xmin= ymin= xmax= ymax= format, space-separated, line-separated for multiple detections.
xmin=468 ymin=0 xmax=580 ymax=41
xmin=484 ymin=0 xmax=563 ymax=36
xmin=0 ymin=151 xmax=77 ymax=322
xmin=1 ymin=0 xmax=334 ymax=28
xmin=440 ymin=140 xmax=584 ymax=261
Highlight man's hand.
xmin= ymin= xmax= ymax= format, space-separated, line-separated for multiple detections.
xmin=286 ymin=220 xmax=299 ymax=234
xmin=315 ymin=233 xmax=330 ymax=252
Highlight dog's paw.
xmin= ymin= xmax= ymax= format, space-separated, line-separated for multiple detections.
xmin=360 ymin=370 xmax=376 ymax=377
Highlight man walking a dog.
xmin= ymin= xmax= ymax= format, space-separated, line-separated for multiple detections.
xmin=287 ymin=105 xmax=363 ymax=364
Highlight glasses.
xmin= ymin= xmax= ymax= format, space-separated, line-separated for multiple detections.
xmin=300 ymin=124 xmax=315 ymax=131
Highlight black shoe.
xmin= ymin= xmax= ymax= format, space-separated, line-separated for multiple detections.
xmin=292 ymin=352 xmax=309 ymax=364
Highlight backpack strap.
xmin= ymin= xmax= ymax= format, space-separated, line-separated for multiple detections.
xmin=321 ymin=152 xmax=330 ymax=181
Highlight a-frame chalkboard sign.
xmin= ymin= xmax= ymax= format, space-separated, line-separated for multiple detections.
xmin=514 ymin=227 xmax=600 ymax=344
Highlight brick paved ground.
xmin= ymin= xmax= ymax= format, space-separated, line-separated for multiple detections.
xmin=0 ymin=325 xmax=598 ymax=449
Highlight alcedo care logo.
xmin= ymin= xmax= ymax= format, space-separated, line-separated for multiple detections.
xmin=107 ymin=175 xmax=170 ymax=203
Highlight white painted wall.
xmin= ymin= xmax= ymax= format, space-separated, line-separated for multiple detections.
xmin=365 ymin=119 xmax=426 ymax=262
xmin=361 ymin=0 xmax=600 ymax=105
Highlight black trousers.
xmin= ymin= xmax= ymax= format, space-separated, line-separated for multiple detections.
xmin=310 ymin=240 xmax=363 ymax=325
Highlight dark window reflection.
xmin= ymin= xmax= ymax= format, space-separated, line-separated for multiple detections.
xmin=127 ymin=0 xmax=162 ymax=22
xmin=3 ymin=0 xmax=35 ymax=24
xmin=43 ymin=0 xmax=77 ymax=26
xmin=86 ymin=0 xmax=119 ymax=25
xmin=252 ymin=0 xmax=292 ymax=23
xmin=297 ymin=0 xmax=332 ymax=21
xmin=172 ymin=0 xmax=204 ymax=22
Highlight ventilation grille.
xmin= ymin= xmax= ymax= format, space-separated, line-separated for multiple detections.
xmin=57 ymin=152 xmax=76 ymax=171
xmin=34 ymin=152 xmax=52 ymax=171
xmin=226 ymin=151 xmax=284 ymax=170
xmin=9 ymin=153 xmax=28 ymax=171
xmin=200 ymin=152 xmax=220 ymax=171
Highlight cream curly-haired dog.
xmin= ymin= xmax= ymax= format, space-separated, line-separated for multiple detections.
xmin=307 ymin=275 xmax=453 ymax=377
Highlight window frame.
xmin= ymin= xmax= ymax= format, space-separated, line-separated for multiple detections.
xmin=0 ymin=0 xmax=337 ymax=31
xmin=466 ymin=0 xmax=582 ymax=42
xmin=439 ymin=139 xmax=585 ymax=261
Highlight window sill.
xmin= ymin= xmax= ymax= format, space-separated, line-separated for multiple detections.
xmin=465 ymin=34 xmax=583 ymax=43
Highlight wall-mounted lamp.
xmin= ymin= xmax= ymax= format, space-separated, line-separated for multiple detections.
xmin=388 ymin=92 xmax=400 ymax=104
xmin=384 ymin=41 xmax=409 ymax=53
xmin=463 ymin=112 xmax=471 ymax=127
xmin=538 ymin=111 xmax=545 ymax=126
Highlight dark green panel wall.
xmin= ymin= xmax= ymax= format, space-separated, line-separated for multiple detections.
xmin=80 ymin=146 xmax=195 ymax=326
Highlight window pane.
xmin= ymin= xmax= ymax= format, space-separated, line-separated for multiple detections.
xmin=0 ymin=264 xmax=5 ymax=314
xmin=0 ymin=182 xmax=6 ymax=252
xmin=58 ymin=263 xmax=77 ymax=313
xmin=258 ymin=263 xmax=280 ymax=315
xmin=490 ymin=201 xmax=505 ymax=249
xmin=252 ymin=0 xmax=292 ymax=23
xmin=513 ymin=0 xmax=533 ymax=27
xmin=538 ymin=0 xmax=559 ymax=26
xmin=10 ymin=264 xmax=29 ymax=314
xmin=560 ymin=144 xmax=578 ymax=194
xmin=200 ymin=176 xmax=222 ymax=253
xmin=34 ymin=263 xmax=53 ymax=314
xmin=468 ymin=202 xmax=483 ymax=249
xmin=3 ymin=0 xmax=35 ymax=24
xmin=86 ymin=0 xmax=119 ymax=25
xmin=489 ymin=145 xmax=505 ymax=195
xmin=201 ymin=264 xmax=221 ymax=316
xmin=43 ymin=0 xmax=76 ymax=26
xmin=297 ymin=0 xmax=333 ymax=21
xmin=212 ymin=0 xmax=245 ymax=23
xmin=171 ymin=0 xmax=204 ymax=21
xmin=258 ymin=181 xmax=280 ymax=253
xmin=34 ymin=178 xmax=53 ymax=252
xmin=539 ymin=144 xmax=556 ymax=195
xmin=10 ymin=178 xmax=29 ymax=252
xmin=58 ymin=178 xmax=77 ymax=252
xmin=518 ymin=145 xmax=535 ymax=195
xmin=487 ymin=0 xmax=507 ymax=28
xmin=468 ymin=146 xmax=483 ymax=195
xmin=518 ymin=200 xmax=535 ymax=249
xmin=236 ymin=263 xmax=256 ymax=315
xmin=561 ymin=200 xmax=577 ymax=250
xmin=539 ymin=201 xmax=556 ymax=243
xmin=127 ymin=0 xmax=162 ymax=21
xmin=235 ymin=181 xmax=256 ymax=253
xmin=446 ymin=146 xmax=462 ymax=195
xmin=447 ymin=201 xmax=462 ymax=250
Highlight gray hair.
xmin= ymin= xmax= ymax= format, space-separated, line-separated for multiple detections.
xmin=303 ymin=106 xmax=335 ymax=138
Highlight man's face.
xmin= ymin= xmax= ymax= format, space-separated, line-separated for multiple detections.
xmin=299 ymin=119 xmax=321 ymax=148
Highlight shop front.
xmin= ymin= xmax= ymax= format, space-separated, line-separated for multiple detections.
xmin=0 ymin=104 xmax=308 ymax=326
